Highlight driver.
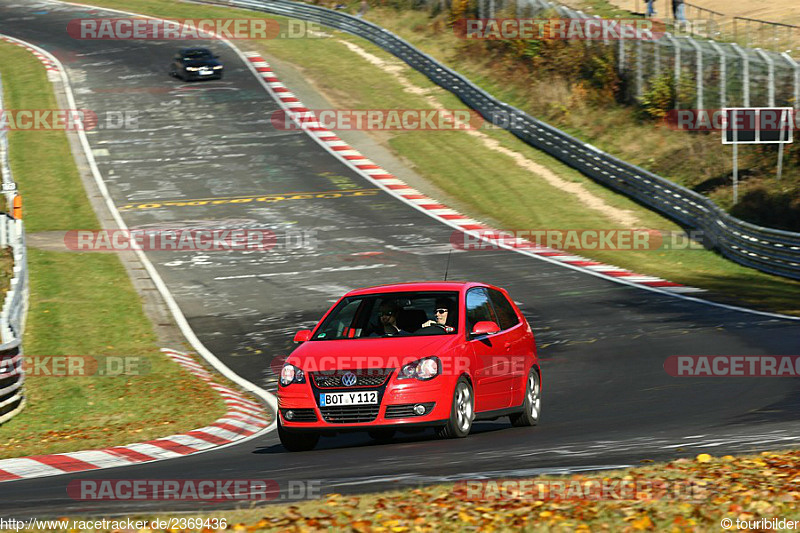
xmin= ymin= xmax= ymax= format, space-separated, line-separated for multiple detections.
xmin=377 ymin=300 xmax=404 ymax=336
xmin=421 ymin=298 xmax=454 ymax=329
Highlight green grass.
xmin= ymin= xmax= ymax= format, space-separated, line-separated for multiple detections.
xmin=0 ymin=41 xmax=227 ymax=458
xmin=73 ymin=0 xmax=800 ymax=316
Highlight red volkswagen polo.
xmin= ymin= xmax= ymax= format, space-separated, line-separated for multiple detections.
xmin=277 ymin=281 xmax=541 ymax=451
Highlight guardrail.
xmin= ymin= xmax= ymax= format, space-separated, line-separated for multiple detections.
xmin=0 ymin=72 xmax=29 ymax=425
xmin=212 ymin=0 xmax=800 ymax=280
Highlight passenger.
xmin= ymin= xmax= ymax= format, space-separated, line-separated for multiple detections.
xmin=421 ymin=298 xmax=455 ymax=329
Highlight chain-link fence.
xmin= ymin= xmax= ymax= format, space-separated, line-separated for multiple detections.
xmin=481 ymin=0 xmax=800 ymax=111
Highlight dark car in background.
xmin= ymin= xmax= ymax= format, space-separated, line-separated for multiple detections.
xmin=169 ymin=48 xmax=224 ymax=81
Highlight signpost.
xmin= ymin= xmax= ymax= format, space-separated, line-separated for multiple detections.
xmin=722 ymin=107 xmax=793 ymax=203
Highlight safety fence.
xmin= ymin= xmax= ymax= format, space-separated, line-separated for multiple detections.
xmin=0 ymin=73 xmax=29 ymax=425
xmin=506 ymin=0 xmax=800 ymax=112
xmin=209 ymin=0 xmax=800 ymax=280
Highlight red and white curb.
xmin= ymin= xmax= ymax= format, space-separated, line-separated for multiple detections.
xmin=0 ymin=349 xmax=269 ymax=482
xmin=242 ymin=52 xmax=703 ymax=295
xmin=0 ymin=35 xmax=60 ymax=81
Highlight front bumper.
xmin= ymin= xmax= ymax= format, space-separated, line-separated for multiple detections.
xmin=278 ymin=377 xmax=452 ymax=431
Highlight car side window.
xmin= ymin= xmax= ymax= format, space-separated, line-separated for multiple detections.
xmin=465 ymin=288 xmax=497 ymax=334
xmin=488 ymin=289 xmax=520 ymax=331
xmin=315 ymin=299 xmax=361 ymax=339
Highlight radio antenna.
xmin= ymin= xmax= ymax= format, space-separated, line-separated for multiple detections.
xmin=444 ymin=249 xmax=453 ymax=281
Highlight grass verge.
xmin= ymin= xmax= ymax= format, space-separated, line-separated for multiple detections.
xmin=83 ymin=0 xmax=800 ymax=316
xmin=0 ymin=40 xmax=227 ymax=458
xmin=23 ymin=450 xmax=800 ymax=531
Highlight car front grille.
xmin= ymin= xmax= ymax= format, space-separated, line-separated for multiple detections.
xmin=311 ymin=368 xmax=394 ymax=389
xmin=280 ymin=408 xmax=317 ymax=422
xmin=385 ymin=402 xmax=436 ymax=419
xmin=320 ymin=405 xmax=380 ymax=424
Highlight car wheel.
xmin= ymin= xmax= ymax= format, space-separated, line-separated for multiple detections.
xmin=436 ymin=377 xmax=474 ymax=439
xmin=509 ymin=367 xmax=541 ymax=427
xmin=278 ymin=419 xmax=319 ymax=452
xmin=216 ymin=72 xmax=224 ymax=80
xmin=368 ymin=429 xmax=395 ymax=442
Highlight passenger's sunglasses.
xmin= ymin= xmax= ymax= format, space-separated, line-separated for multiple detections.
xmin=378 ymin=311 xmax=394 ymax=317
xmin=434 ymin=308 xmax=448 ymax=314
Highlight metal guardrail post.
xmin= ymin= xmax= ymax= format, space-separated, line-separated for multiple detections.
xmin=781 ymin=52 xmax=800 ymax=111
xmin=709 ymin=41 xmax=726 ymax=108
xmin=687 ymin=38 xmax=703 ymax=110
xmin=731 ymin=43 xmax=750 ymax=107
xmin=755 ymin=48 xmax=775 ymax=107
xmin=636 ymin=39 xmax=643 ymax=98
xmin=663 ymin=35 xmax=680 ymax=108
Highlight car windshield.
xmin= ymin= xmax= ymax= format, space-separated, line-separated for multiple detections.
xmin=183 ymin=49 xmax=213 ymax=59
xmin=312 ymin=291 xmax=460 ymax=340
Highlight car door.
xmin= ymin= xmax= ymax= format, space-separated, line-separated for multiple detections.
xmin=487 ymin=288 xmax=528 ymax=398
xmin=466 ymin=287 xmax=513 ymax=412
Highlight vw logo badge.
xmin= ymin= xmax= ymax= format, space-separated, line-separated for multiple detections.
xmin=341 ymin=372 xmax=357 ymax=387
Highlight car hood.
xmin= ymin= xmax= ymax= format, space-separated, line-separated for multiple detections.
xmin=288 ymin=334 xmax=461 ymax=371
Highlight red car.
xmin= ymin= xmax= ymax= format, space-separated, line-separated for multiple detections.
xmin=277 ymin=281 xmax=541 ymax=451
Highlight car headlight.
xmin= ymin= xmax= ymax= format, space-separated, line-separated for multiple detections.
xmin=280 ymin=363 xmax=305 ymax=387
xmin=212 ymin=65 xmax=223 ymax=69
xmin=398 ymin=357 xmax=441 ymax=381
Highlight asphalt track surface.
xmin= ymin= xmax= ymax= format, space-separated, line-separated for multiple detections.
xmin=0 ymin=0 xmax=799 ymax=518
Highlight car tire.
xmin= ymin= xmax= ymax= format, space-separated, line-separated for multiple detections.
xmin=278 ymin=419 xmax=319 ymax=452
xmin=368 ymin=429 xmax=395 ymax=442
xmin=436 ymin=377 xmax=474 ymax=439
xmin=509 ymin=367 xmax=541 ymax=427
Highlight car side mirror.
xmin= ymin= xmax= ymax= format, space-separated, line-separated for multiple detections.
xmin=470 ymin=321 xmax=501 ymax=337
xmin=213 ymin=54 xmax=220 ymax=59
xmin=293 ymin=329 xmax=312 ymax=343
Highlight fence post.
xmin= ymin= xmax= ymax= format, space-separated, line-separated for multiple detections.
xmin=709 ymin=42 xmax=726 ymax=108
xmin=755 ymin=48 xmax=775 ymax=107
xmin=731 ymin=44 xmax=750 ymax=107
xmin=781 ymin=52 xmax=799 ymax=111
xmin=636 ymin=39 xmax=644 ymax=98
xmin=619 ymin=35 xmax=626 ymax=76
xmin=664 ymin=35 xmax=681 ymax=108
xmin=688 ymin=38 xmax=703 ymax=110
xmin=654 ymin=41 xmax=661 ymax=78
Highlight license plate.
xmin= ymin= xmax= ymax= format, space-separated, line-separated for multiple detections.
xmin=200 ymin=70 xmax=212 ymax=75
xmin=320 ymin=391 xmax=378 ymax=406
